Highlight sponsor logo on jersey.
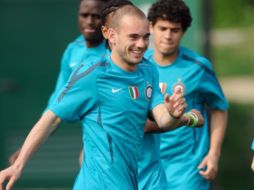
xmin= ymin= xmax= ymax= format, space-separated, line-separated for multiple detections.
xmin=159 ymin=82 xmax=167 ymax=94
xmin=112 ymin=88 xmax=122 ymax=93
xmin=128 ymin=86 xmax=139 ymax=100
xmin=69 ymin=62 xmax=77 ymax=68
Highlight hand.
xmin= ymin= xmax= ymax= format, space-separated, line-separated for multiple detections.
xmin=9 ymin=149 xmax=21 ymax=165
xmin=0 ymin=165 xmax=22 ymax=190
xmin=164 ymin=88 xmax=186 ymax=119
xmin=198 ymin=154 xmax=219 ymax=180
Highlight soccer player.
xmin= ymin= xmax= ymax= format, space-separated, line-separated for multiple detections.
xmin=0 ymin=4 xmax=186 ymax=190
xmin=8 ymin=0 xmax=109 ymax=165
xmin=251 ymin=139 xmax=254 ymax=172
xmin=144 ymin=0 xmax=229 ymax=189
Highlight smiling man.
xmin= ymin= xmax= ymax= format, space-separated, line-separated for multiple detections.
xmin=0 ymin=3 xmax=187 ymax=190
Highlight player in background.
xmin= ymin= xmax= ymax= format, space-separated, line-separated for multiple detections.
xmin=144 ymin=0 xmax=229 ymax=189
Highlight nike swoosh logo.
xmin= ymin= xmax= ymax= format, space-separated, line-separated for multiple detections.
xmin=70 ymin=62 xmax=77 ymax=68
xmin=112 ymin=88 xmax=122 ymax=93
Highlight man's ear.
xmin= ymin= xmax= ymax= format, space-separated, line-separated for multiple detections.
xmin=108 ymin=28 xmax=116 ymax=45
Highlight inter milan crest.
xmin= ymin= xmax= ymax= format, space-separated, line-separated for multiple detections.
xmin=172 ymin=78 xmax=186 ymax=94
xmin=159 ymin=82 xmax=167 ymax=94
xmin=145 ymin=85 xmax=152 ymax=101
xmin=128 ymin=86 xmax=139 ymax=100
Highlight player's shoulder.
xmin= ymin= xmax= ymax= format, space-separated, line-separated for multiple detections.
xmin=79 ymin=56 xmax=108 ymax=74
xmin=66 ymin=35 xmax=85 ymax=50
xmin=180 ymin=46 xmax=214 ymax=73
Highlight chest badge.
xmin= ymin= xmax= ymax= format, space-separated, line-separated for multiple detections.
xmin=145 ymin=85 xmax=152 ymax=101
xmin=159 ymin=82 xmax=167 ymax=94
xmin=172 ymin=78 xmax=186 ymax=94
xmin=128 ymin=86 xmax=139 ymax=100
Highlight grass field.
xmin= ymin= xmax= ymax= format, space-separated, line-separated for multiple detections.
xmin=212 ymin=26 xmax=254 ymax=77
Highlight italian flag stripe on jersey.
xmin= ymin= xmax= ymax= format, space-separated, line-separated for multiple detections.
xmin=159 ymin=82 xmax=167 ymax=94
xmin=128 ymin=86 xmax=139 ymax=100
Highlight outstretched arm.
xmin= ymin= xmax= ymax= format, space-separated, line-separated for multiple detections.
xmin=0 ymin=110 xmax=61 ymax=190
xmin=198 ymin=109 xmax=228 ymax=180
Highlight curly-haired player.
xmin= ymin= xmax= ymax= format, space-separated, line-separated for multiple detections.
xmin=144 ymin=0 xmax=229 ymax=189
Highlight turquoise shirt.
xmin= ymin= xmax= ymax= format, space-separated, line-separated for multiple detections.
xmin=137 ymin=57 xmax=167 ymax=189
xmin=145 ymin=47 xmax=229 ymax=190
xmin=46 ymin=35 xmax=107 ymax=108
xmin=138 ymin=133 xmax=167 ymax=190
xmin=49 ymin=55 xmax=163 ymax=189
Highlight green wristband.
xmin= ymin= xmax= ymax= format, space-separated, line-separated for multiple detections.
xmin=185 ymin=112 xmax=198 ymax=127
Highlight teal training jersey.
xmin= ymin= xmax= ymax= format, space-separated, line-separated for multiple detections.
xmin=46 ymin=35 xmax=106 ymax=108
xmin=252 ymin=139 xmax=254 ymax=150
xmin=138 ymin=133 xmax=167 ymax=190
xmin=145 ymin=47 xmax=229 ymax=190
xmin=49 ymin=55 xmax=163 ymax=190
xmin=138 ymin=56 xmax=167 ymax=190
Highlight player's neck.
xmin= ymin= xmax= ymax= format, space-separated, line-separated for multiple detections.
xmin=154 ymin=49 xmax=178 ymax=66
xmin=110 ymin=52 xmax=136 ymax=72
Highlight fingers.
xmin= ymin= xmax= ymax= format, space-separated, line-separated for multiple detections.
xmin=6 ymin=177 xmax=16 ymax=190
xmin=0 ymin=166 xmax=20 ymax=190
xmin=164 ymin=93 xmax=170 ymax=103
xmin=172 ymin=98 xmax=186 ymax=109
xmin=198 ymin=156 xmax=218 ymax=180
xmin=174 ymin=87 xmax=182 ymax=94
xmin=170 ymin=88 xmax=183 ymax=102
xmin=198 ymin=157 xmax=208 ymax=178
xmin=165 ymin=89 xmax=186 ymax=118
xmin=199 ymin=165 xmax=217 ymax=180
xmin=198 ymin=157 xmax=206 ymax=171
xmin=164 ymin=88 xmax=186 ymax=118
xmin=0 ymin=170 xmax=8 ymax=190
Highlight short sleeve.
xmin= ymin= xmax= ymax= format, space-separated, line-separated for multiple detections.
xmin=150 ymin=64 xmax=163 ymax=110
xmin=199 ymin=60 xmax=229 ymax=111
xmin=49 ymin=63 xmax=98 ymax=122
xmin=46 ymin=45 xmax=73 ymax=110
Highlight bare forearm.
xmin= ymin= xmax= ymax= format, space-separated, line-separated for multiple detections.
xmin=13 ymin=111 xmax=60 ymax=170
xmin=208 ymin=110 xmax=228 ymax=157
xmin=145 ymin=112 xmax=191 ymax=133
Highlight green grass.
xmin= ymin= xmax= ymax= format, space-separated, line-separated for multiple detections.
xmin=212 ymin=1 xmax=254 ymax=77
xmin=212 ymin=26 xmax=254 ymax=77
xmin=213 ymin=0 xmax=254 ymax=28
